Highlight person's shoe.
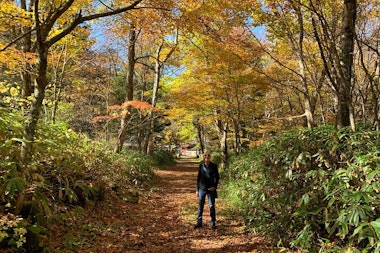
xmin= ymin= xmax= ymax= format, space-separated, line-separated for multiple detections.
xmin=194 ymin=223 xmax=202 ymax=229
xmin=211 ymin=223 xmax=216 ymax=230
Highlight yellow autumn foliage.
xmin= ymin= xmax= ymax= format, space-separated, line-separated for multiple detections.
xmin=9 ymin=87 xmax=19 ymax=97
xmin=0 ymin=83 xmax=8 ymax=93
xmin=0 ymin=2 xmax=33 ymax=28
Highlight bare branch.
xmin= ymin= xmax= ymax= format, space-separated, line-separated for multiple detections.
xmin=98 ymin=0 xmax=115 ymax=11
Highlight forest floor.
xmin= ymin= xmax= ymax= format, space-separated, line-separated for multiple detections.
xmin=50 ymin=157 xmax=276 ymax=252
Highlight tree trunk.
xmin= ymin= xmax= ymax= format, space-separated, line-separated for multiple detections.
xmin=310 ymin=0 xmax=356 ymax=129
xmin=51 ymin=44 xmax=68 ymax=123
xmin=51 ymin=81 xmax=62 ymax=124
xmin=214 ymin=113 xmax=228 ymax=167
xmin=233 ymin=119 xmax=241 ymax=155
xmin=195 ymin=120 xmax=205 ymax=153
xmin=143 ymin=44 xmax=162 ymax=154
xmin=20 ymin=46 xmax=48 ymax=164
xmin=374 ymin=60 xmax=380 ymax=130
xmin=336 ymin=0 xmax=356 ymax=130
xmin=219 ymin=122 xmax=228 ymax=168
xmin=115 ymin=24 xmax=136 ymax=153
xmin=297 ymin=39 xmax=314 ymax=129
xmin=143 ymin=33 xmax=177 ymax=153
xmin=20 ymin=0 xmax=34 ymax=107
xmin=293 ymin=3 xmax=314 ymax=128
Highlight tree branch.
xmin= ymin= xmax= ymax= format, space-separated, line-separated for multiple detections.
xmin=46 ymin=0 xmax=143 ymax=48
xmin=98 ymin=0 xmax=115 ymax=11
xmin=0 ymin=28 xmax=35 ymax=52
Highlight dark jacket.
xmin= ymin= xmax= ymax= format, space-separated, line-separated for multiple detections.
xmin=196 ymin=161 xmax=219 ymax=192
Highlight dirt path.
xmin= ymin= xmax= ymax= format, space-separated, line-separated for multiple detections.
xmin=52 ymin=157 xmax=274 ymax=252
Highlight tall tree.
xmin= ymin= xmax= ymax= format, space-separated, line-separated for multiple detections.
xmin=143 ymin=31 xmax=178 ymax=153
xmin=115 ymin=23 xmax=137 ymax=153
xmin=106 ymin=0 xmax=178 ymax=153
xmin=309 ymin=0 xmax=357 ymax=129
xmin=340 ymin=0 xmax=357 ymax=130
xmin=355 ymin=0 xmax=380 ymax=129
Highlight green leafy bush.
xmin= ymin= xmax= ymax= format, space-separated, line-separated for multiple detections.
xmin=223 ymin=125 xmax=380 ymax=252
xmin=150 ymin=149 xmax=176 ymax=167
xmin=104 ymin=150 xmax=155 ymax=188
xmin=0 ymin=214 xmax=27 ymax=250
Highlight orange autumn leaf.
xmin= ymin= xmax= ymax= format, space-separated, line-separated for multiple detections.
xmin=108 ymin=100 xmax=157 ymax=111
xmin=93 ymin=101 xmax=157 ymax=123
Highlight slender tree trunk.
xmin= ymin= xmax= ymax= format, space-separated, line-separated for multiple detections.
xmin=297 ymin=55 xmax=314 ymax=128
xmin=51 ymin=44 xmax=68 ymax=123
xmin=214 ymin=112 xmax=228 ymax=167
xmin=232 ymin=119 xmax=241 ymax=155
xmin=115 ymin=24 xmax=136 ymax=153
xmin=374 ymin=60 xmax=380 ymax=130
xmin=219 ymin=122 xmax=228 ymax=168
xmin=21 ymin=68 xmax=33 ymax=100
xmin=293 ymin=3 xmax=314 ymax=128
xmin=143 ymin=33 xmax=177 ymax=153
xmin=51 ymin=82 xmax=62 ymax=124
xmin=356 ymin=34 xmax=380 ymax=129
xmin=196 ymin=120 xmax=205 ymax=153
xmin=144 ymin=44 xmax=162 ymax=154
xmin=337 ymin=0 xmax=356 ymax=130
xmin=297 ymin=39 xmax=314 ymax=128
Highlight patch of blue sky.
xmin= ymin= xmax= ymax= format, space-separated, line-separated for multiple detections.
xmin=244 ymin=17 xmax=267 ymax=41
xmin=89 ymin=20 xmax=126 ymax=55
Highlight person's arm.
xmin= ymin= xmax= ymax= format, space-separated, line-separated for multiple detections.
xmin=214 ymin=165 xmax=220 ymax=189
xmin=196 ymin=164 xmax=201 ymax=197
xmin=209 ymin=163 xmax=219 ymax=191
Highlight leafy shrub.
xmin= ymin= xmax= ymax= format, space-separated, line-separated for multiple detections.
xmin=102 ymin=150 xmax=155 ymax=189
xmin=223 ymin=125 xmax=380 ymax=252
xmin=150 ymin=149 xmax=176 ymax=167
xmin=0 ymin=214 xmax=27 ymax=250
xmin=124 ymin=150 xmax=156 ymax=186
xmin=210 ymin=151 xmax=223 ymax=166
xmin=0 ymin=212 xmax=46 ymax=253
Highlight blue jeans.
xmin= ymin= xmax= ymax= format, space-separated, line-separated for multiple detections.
xmin=197 ymin=189 xmax=216 ymax=225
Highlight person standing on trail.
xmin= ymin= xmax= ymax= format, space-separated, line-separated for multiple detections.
xmin=194 ymin=150 xmax=219 ymax=230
